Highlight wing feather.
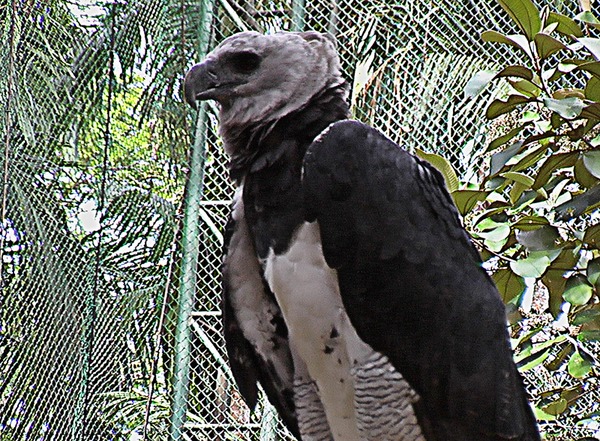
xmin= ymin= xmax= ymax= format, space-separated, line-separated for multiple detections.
xmin=222 ymin=189 xmax=300 ymax=438
xmin=303 ymin=120 xmax=539 ymax=440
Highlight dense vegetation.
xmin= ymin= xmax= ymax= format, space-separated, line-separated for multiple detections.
xmin=1 ymin=0 xmax=598 ymax=440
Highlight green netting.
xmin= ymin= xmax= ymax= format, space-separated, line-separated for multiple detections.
xmin=1 ymin=1 xmax=599 ymax=440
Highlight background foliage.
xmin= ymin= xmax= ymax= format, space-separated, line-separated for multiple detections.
xmin=0 ymin=0 xmax=599 ymax=440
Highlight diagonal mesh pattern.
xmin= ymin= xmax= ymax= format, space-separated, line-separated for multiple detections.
xmin=1 ymin=1 xmax=599 ymax=440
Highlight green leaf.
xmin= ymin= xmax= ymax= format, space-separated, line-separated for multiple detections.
xmin=552 ymin=88 xmax=586 ymax=100
xmin=577 ymin=61 xmax=600 ymax=81
xmin=578 ymin=330 xmax=600 ymax=341
xmin=543 ymin=97 xmax=584 ymax=119
xmin=502 ymin=171 xmax=535 ymax=187
xmin=476 ymin=223 xmax=511 ymax=242
xmin=481 ymin=31 xmax=534 ymax=59
xmin=547 ymin=12 xmax=583 ymax=37
xmin=563 ymin=275 xmax=593 ymax=305
xmin=575 ymin=156 xmax=598 ymax=188
xmin=517 ymin=347 xmax=551 ymax=372
xmin=532 ymin=152 xmax=579 ymax=190
xmin=581 ymin=103 xmax=600 ymax=120
xmin=464 ymin=70 xmax=498 ymax=97
xmin=497 ymin=0 xmax=542 ymax=40
xmin=451 ymin=190 xmax=490 ymax=216
xmin=554 ymin=184 xmax=600 ymax=221
xmin=585 ymin=76 xmax=600 ymax=101
xmin=487 ymin=124 xmax=529 ymax=152
xmin=495 ymin=65 xmax=534 ymax=80
xmin=582 ymin=150 xmax=600 ymax=178
xmin=583 ymin=225 xmax=600 ymax=250
xmin=490 ymin=142 xmax=525 ymax=175
xmin=543 ymin=249 xmax=578 ymax=316
xmin=516 ymin=226 xmax=559 ymax=251
xmin=587 ymin=257 xmax=600 ymax=286
xmin=542 ymin=398 xmax=568 ymax=416
xmin=546 ymin=343 xmax=575 ymax=371
xmin=578 ymin=37 xmax=600 ymax=60
xmin=492 ymin=268 xmax=526 ymax=303
xmin=568 ymin=352 xmax=592 ymax=378
xmin=508 ymin=79 xmax=541 ymax=98
xmin=512 ymin=215 xmax=549 ymax=231
xmin=573 ymin=308 xmax=600 ymax=325
xmin=535 ymin=33 xmax=569 ymax=59
xmin=415 ymin=149 xmax=459 ymax=193
xmin=510 ymin=254 xmax=551 ymax=278
xmin=487 ymin=95 xmax=532 ymax=120
xmin=533 ymin=406 xmax=557 ymax=421
xmin=575 ymin=11 xmax=600 ymax=30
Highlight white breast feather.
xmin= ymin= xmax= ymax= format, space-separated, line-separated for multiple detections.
xmin=264 ymin=221 xmax=424 ymax=441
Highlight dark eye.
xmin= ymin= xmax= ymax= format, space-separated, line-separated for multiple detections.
xmin=230 ymin=51 xmax=261 ymax=74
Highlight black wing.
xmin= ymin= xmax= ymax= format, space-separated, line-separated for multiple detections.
xmin=303 ymin=120 xmax=539 ymax=441
xmin=222 ymin=197 xmax=300 ymax=439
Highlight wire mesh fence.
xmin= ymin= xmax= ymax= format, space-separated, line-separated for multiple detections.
xmin=1 ymin=0 xmax=599 ymax=440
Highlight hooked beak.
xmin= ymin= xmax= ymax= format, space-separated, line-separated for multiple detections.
xmin=183 ymin=60 xmax=220 ymax=110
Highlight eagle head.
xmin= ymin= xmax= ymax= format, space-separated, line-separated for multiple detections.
xmin=184 ymin=31 xmax=346 ymax=132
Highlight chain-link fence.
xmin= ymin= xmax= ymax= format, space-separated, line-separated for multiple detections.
xmin=1 ymin=0 xmax=598 ymax=440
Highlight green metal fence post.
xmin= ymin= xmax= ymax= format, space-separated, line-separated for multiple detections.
xmin=169 ymin=0 xmax=214 ymax=439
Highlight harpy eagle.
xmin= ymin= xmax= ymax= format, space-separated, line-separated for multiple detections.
xmin=184 ymin=31 xmax=540 ymax=441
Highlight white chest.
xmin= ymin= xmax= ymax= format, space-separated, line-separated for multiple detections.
xmin=264 ymin=221 xmax=361 ymax=440
xmin=263 ymin=222 xmax=424 ymax=441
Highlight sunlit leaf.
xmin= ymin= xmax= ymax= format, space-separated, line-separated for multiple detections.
xmin=487 ymin=125 xmax=530 ymax=153
xmin=490 ymin=141 xmax=526 ymax=175
xmin=497 ymin=0 xmax=542 ymax=40
xmin=578 ymin=37 xmax=600 ymax=60
xmin=567 ymin=352 xmax=593 ymax=378
xmin=502 ymin=171 xmax=535 ymax=187
xmin=563 ymin=275 xmax=593 ymax=305
xmin=552 ymin=88 xmax=586 ymax=100
xmin=534 ymin=406 xmax=557 ymax=421
xmin=451 ymin=190 xmax=490 ymax=216
xmin=477 ymin=223 xmax=511 ymax=242
xmin=517 ymin=347 xmax=551 ymax=372
xmin=543 ymin=97 xmax=584 ymax=119
xmin=510 ymin=254 xmax=551 ymax=278
xmin=464 ymin=70 xmax=498 ymax=97
xmin=415 ymin=149 xmax=459 ymax=192
xmin=513 ymin=215 xmax=549 ymax=231
xmin=579 ymin=0 xmax=592 ymax=12
xmin=582 ymin=150 xmax=600 ymax=178
xmin=542 ymin=398 xmax=568 ymax=416
xmin=547 ymin=12 xmax=583 ymax=37
xmin=575 ymin=11 xmax=600 ymax=30
xmin=509 ymin=79 xmax=541 ymax=97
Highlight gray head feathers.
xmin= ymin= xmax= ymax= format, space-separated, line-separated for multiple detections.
xmin=184 ymin=31 xmax=347 ymax=151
